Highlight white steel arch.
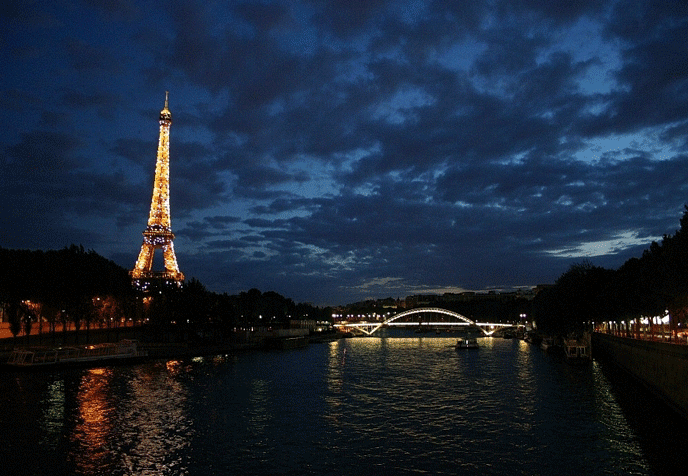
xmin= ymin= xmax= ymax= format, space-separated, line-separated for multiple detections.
xmin=336 ymin=307 xmax=514 ymax=336
xmin=387 ymin=307 xmax=476 ymax=326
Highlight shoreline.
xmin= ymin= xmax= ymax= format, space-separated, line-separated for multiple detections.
xmin=0 ymin=327 xmax=346 ymax=370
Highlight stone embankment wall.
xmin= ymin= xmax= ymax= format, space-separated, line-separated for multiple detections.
xmin=592 ymin=332 xmax=688 ymax=420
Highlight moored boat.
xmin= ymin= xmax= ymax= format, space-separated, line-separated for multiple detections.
xmin=540 ymin=337 xmax=554 ymax=351
xmin=456 ymin=338 xmax=479 ymax=349
xmin=5 ymin=339 xmax=147 ymax=369
xmin=564 ymin=339 xmax=591 ymax=364
xmin=524 ymin=332 xmax=542 ymax=346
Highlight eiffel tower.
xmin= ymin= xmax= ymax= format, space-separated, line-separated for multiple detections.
xmin=131 ymin=92 xmax=184 ymax=288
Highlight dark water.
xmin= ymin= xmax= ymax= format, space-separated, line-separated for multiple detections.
xmin=1 ymin=334 xmax=686 ymax=476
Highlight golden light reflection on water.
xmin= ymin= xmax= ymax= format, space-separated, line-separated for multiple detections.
xmin=40 ymin=378 xmax=65 ymax=449
xmin=49 ymin=362 xmax=196 ymax=475
xmin=165 ymin=359 xmax=191 ymax=375
xmin=323 ymin=336 xmax=542 ymax=436
xmin=325 ymin=336 xmax=471 ymax=424
xmin=72 ymin=368 xmax=115 ymax=474
xmin=325 ymin=340 xmax=346 ymax=425
xmin=3 ymin=336 xmax=670 ymax=475
xmin=513 ymin=339 xmax=536 ymax=432
xmin=114 ymin=363 xmax=193 ymax=475
xmin=247 ymin=379 xmax=271 ymax=432
xmin=591 ymin=362 xmax=645 ymax=460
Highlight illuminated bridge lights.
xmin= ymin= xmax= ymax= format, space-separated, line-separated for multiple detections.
xmin=335 ymin=307 xmax=521 ymax=336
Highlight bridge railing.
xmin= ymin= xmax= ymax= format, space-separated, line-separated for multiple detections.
xmin=335 ymin=308 xmax=520 ymax=336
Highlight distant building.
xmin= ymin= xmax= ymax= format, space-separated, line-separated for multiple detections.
xmin=290 ymin=319 xmax=331 ymax=332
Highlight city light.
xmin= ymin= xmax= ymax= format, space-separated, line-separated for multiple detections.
xmin=131 ymin=92 xmax=184 ymax=285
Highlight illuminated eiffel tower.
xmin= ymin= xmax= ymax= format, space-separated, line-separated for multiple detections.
xmin=131 ymin=92 xmax=184 ymax=288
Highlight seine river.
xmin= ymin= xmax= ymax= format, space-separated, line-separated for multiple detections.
xmin=1 ymin=333 xmax=686 ymax=476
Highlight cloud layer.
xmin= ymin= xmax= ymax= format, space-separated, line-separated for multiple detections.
xmin=2 ymin=0 xmax=688 ymax=304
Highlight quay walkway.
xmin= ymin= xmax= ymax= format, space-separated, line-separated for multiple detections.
xmin=595 ymin=321 xmax=688 ymax=345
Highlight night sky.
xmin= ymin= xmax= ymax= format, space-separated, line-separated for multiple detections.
xmin=2 ymin=1 xmax=688 ymax=305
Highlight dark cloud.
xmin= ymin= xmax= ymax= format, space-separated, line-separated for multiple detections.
xmin=579 ymin=5 xmax=688 ymax=137
xmin=493 ymin=0 xmax=604 ymax=25
xmin=605 ymin=0 xmax=688 ymax=42
xmin=234 ymin=2 xmax=290 ymax=31
xmin=2 ymin=0 xmax=688 ymax=304
xmin=204 ymin=215 xmax=242 ymax=228
xmin=61 ymin=89 xmax=118 ymax=109
xmin=82 ymin=0 xmax=139 ymax=21
xmin=307 ymin=0 xmax=389 ymax=38
xmin=3 ymin=131 xmax=81 ymax=181
xmin=473 ymin=28 xmax=545 ymax=77
xmin=110 ymin=137 xmax=150 ymax=164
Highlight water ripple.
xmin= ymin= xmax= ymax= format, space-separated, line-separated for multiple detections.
xmin=2 ymin=335 xmax=685 ymax=475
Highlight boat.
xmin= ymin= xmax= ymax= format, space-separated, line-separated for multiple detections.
xmin=265 ymin=335 xmax=309 ymax=350
xmin=455 ymin=338 xmax=479 ymax=350
xmin=5 ymin=339 xmax=147 ymax=369
xmin=540 ymin=337 xmax=554 ymax=351
xmin=524 ymin=332 xmax=542 ymax=346
xmin=564 ymin=339 xmax=591 ymax=364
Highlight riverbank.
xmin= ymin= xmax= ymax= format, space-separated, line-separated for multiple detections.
xmin=0 ymin=326 xmax=148 ymax=357
xmin=592 ymin=332 xmax=688 ymax=421
xmin=0 ymin=326 xmax=346 ymax=367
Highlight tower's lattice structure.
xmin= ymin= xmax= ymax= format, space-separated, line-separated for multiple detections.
xmin=131 ymin=92 xmax=184 ymax=287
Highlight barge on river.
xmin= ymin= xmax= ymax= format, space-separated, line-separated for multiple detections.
xmin=456 ymin=338 xmax=479 ymax=350
xmin=564 ymin=339 xmax=591 ymax=364
xmin=5 ymin=339 xmax=147 ymax=369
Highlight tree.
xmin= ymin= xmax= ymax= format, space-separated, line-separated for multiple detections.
xmin=23 ymin=305 xmax=35 ymax=345
xmin=532 ymin=261 xmax=614 ymax=336
xmin=5 ymin=301 xmax=23 ymax=346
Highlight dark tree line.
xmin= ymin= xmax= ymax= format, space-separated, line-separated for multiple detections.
xmin=532 ymin=206 xmax=688 ymax=337
xmin=0 ymin=244 xmax=331 ymax=344
xmin=0 ymin=245 xmax=132 ymax=344
xmin=443 ymin=297 xmax=531 ymax=324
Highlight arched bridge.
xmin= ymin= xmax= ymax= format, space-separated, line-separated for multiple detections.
xmin=335 ymin=307 xmax=519 ymax=336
